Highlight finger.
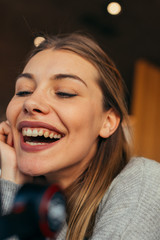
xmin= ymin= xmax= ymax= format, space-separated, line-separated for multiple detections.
xmin=0 ymin=140 xmax=16 ymax=169
xmin=6 ymin=131 xmax=14 ymax=147
xmin=0 ymin=121 xmax=12 ymax=143
xmin=5 ymin=120 xmax=10 ymax=125
xmin=5 ymin=121 xmax=14 ymax=146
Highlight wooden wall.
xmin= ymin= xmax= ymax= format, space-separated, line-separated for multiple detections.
xmin=131 ymin=60 xmax=160 ymax=162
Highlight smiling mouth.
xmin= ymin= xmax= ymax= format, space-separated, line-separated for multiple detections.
xmin=22 ymin=128 xmax=63 ymax=146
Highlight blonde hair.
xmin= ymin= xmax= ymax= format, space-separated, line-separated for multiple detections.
xmin=29 ymin=33 xmax=130 ymax=239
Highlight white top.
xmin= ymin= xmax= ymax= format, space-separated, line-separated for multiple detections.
xmin=1 ymin=157 xmax=160 ymax=239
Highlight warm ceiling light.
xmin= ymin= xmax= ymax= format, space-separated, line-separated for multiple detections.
xmin=34 ymin=36 xmax=45 ymax=47
xmin=107 ymin=2 xmax=122 ymax=15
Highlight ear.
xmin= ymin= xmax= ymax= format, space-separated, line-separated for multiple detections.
xmin=99 ymin=109 xmax=120 ymax=138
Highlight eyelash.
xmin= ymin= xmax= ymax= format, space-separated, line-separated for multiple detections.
xmin=16 ymin=91 xmax=77 ymax=98
xmin=56 ymin=92 xmax=77 ymax=98
xmin=16 ymin=91 xmax=32 ymax=97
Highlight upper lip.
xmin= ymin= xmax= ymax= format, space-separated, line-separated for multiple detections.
xmin=17 ymin=121 xmax=64 ymax=135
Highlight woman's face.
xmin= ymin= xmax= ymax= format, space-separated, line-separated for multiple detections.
xmin=7 ymin=49 xmax=108 ymax=187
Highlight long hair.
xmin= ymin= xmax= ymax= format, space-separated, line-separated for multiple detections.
xmin=29 ymin=33 xmax=131 ymax=239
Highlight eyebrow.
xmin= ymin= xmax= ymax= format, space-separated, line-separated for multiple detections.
xmin=53 ymin=74 xmax=88 ymax=87
xmin=16 ymin=73 xmax=34 ymax=82
xmin=16 ymin=73 xmax=88 ymax=87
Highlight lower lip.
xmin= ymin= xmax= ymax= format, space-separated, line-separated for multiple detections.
xmin=20 ymin=134 xmax=61 ymax=152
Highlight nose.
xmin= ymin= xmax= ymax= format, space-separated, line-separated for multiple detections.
xmin=23 ymin=92 xmax=50 ymax=115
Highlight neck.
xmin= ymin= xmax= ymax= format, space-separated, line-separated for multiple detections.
xmin=45 ymin=163 xmax=87 ymax=189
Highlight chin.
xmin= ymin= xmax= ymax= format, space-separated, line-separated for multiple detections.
xmin=18 ymin=160 xmax=47 ymax=177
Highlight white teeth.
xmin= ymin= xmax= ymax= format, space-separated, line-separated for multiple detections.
xmin=26 ymin=129 xmax=32 ymax=136
xmin=38 ymin=129 xmax=43 ymax=136
xmin=49 ymin=132 xmax=54 ymax=139
xmin=54 ymin=134 xmax=58 ymax=139
xmin=32 ymin=129 xmax=38 ymax=137
xmin=53 ymin=134 xmax=61 ymax=139
xmin=26 ymin=141 xmax=46 ymax=146
xmin=22 ymin=129 xmax=27 ymax=136
xmin=22 ymin=128 xmax=62 ymax=139
xmin=44 ymin=131 xmax=49 ymax=138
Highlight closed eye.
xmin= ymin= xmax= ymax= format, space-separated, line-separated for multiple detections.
xmin=16 ymin=91 xmax=32 ymax=97
xmin=56 ymin=92 xmax=77 ymax=98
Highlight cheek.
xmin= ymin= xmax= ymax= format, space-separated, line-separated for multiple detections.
xmin=6 ymin=100 xmax=15 ymax=123
xmin=6 ymin=98 xmax=21 ymax=125
xmin=60 ymin=101 xmax=103 ymax=136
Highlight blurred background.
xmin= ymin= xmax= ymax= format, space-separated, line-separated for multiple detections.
xmin=0 ymin=0 xmax=160 ymax=161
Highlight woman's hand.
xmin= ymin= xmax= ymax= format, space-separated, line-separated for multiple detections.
xmin=0 ymin=120 xmax=31 ymax=184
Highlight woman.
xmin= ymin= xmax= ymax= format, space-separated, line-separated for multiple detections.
xmin=1 ymin=33 xmax=160 ymax=240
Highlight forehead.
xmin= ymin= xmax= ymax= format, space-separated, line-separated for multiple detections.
xmin=23 ymin=49 xmax=99 ymax=82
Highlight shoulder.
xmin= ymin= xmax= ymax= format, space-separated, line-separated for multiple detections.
xmin=101 ymin=157 xmax=160 ymax=207
xmin=115 ymin=156 xmax=160 ymax=181
xmin=120 ymin=157 xmax=160 ymax=187
xmin=109 ymin=156 xmax=160 ymax=197
xmin=92 ymin=157 xmax=160 ymax=239
xmin=120 ymin=156 xmax=160 ymax=178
